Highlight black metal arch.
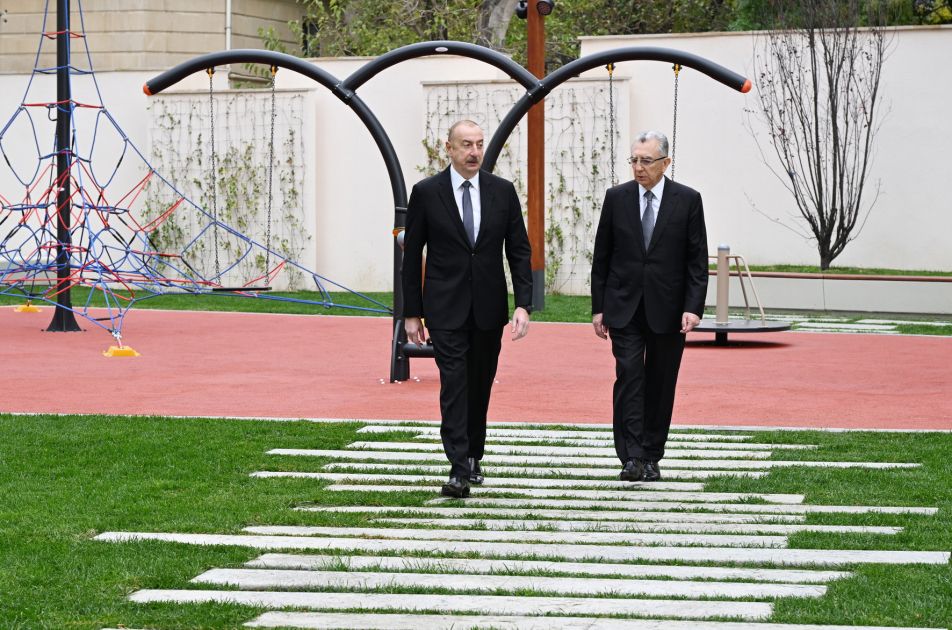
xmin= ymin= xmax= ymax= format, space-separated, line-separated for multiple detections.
xmin=484 ymin=46 xmax=751 ymax=171
xmin=144 ymin=49 xmax=407 ymax=206
xmin=343 ymin=40 xmax=540 ymax=92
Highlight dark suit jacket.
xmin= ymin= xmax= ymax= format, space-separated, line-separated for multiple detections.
xmin=402 ymin=167 xmax=532 ymax=330
xmin=591 ymin=177 xmax=708 ymax=333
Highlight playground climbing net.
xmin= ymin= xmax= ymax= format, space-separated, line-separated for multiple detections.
xmin=0 ymin=0 xmax=389 ymax=350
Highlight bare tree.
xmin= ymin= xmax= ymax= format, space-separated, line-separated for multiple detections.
xmin=747 ymin=0 xmax=890 ymax=269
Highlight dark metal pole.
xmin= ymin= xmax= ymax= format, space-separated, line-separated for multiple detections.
xmin=47 ymin=0 xmax=81 ymax=332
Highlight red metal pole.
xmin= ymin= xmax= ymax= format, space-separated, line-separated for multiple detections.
xmin=527 ymin=3 xmax=545 ymax=311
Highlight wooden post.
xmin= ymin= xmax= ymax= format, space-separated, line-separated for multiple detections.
xmin=527 ymin=3 xmax=545 ymax=311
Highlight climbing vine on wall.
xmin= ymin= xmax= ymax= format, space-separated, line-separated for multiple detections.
xmin=144 ymin=90 xmax=308 ymax=290
xmin=422 ymin=79 xmax=621 ymax=295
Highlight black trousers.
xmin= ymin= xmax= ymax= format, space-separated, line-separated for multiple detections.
xmin=608 ymin=302 xmax=685 ymax=463
xmin=428 ymin=321 xmax=503 ymax=478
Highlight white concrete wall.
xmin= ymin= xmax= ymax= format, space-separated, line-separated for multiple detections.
xmin=579 ymin=26 xmax=952 ymax=274
xmin=2 ymin=25 xmax=950 ymax=300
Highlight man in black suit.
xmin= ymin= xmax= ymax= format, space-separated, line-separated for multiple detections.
xmin=591 ymin=130 xmax=708 ymax=483
xmin=402 ymin=120 xmax=533 ymax=498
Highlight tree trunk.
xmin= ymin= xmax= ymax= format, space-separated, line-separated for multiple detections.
xmin=476 ymin=0 xmax=519 ymax=50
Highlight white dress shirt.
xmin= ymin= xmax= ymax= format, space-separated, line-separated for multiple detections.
xmin=450 ymin=167 xmax=481 ymax=239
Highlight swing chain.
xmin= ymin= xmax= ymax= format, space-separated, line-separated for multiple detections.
xmin=264 ymin=65 xmax=278 ymax=279
xmin=671 ymin=63 xmax=681 ymax=182
xmin=606 ymin=63 xmax=617 ymax=187
xmin=207 ymin=67 xmax=221 ymax=279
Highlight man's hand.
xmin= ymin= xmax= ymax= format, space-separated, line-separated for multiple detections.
xmin=405 ymin=316 xmax=426 ymax=345
xmin=511 ymin=307 xmax=530 ymax=341
xmin=592 ymin=313 xmax=608 ymax=340
xmin=681 ymin=312 xmax=701 ymax=333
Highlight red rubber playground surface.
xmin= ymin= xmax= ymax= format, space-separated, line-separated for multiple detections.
xmin=2 ymin=306 xmax=951 ymax=429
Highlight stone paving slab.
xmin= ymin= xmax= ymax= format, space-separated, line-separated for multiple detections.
xmin=370 ymin=517 xmax=901 ymax=536
xmin=321 ymin=462 xmax=769 ymax=479
xmin=242 ymin=525 xmax=788 ymax=548
xmin=357 ymin=426 xmax=756 ymax=441
xmin=268 ymin=449 xmax=920 ymax=470
xmin=95 ymin=532 xmax=952 ymax=566
xmin=399 ymin=435 xmax=817 ymax=450
xmin=251 ymin=471 xmax=707 ymax=491
xmin=244 ymin=612 xmax=946 ymax=630
xmin=295 ymin=505 xmax=807 ymax=523
xmin=430 ymin=497 xmax=938 ymax=515
xmin=246 ymin=553 xmax=851 ymax=583
xmin=193 ymin=567 xmax=827 ymax=599
xmin=346 ymin=441 xmax=775 ymax=459
xmin=127 ymin=589 xmax=772 ymax=619
xmin=324 ymin=484 xmax=806 ymax=504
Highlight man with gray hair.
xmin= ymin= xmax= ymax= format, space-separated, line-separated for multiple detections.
xmin=591 ymin=130 xmax=708 ymax=482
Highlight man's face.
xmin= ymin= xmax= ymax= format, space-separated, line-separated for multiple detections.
xmin=630 ymin=139 xmax=670 ymax=190
xmin=446 ymin=123 xmax=484 ymax=179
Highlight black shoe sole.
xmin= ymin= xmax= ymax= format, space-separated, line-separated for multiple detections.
xmin=441 ymin=485 xmax=471 ymax=498
xmin=620 ymin=465 xmax=644 ymax=482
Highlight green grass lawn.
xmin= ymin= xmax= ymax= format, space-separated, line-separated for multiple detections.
xmin=1 ymin=414 xmax=950 ymax=629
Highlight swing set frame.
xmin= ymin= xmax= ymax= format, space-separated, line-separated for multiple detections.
xmin=143 ymin=42 xmax=751 ymax=381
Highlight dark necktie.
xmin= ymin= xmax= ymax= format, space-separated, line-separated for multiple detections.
xmin=462 ymin=180 xmax=475 ymax=246
xmin=642 ymin=190 xmax=655 ymax=250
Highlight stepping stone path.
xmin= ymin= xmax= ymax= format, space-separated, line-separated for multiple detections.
xmin=96 ymin=422 xmax=949 ymax=630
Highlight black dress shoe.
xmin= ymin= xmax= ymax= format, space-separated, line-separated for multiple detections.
xmin=642 ymin=460 xmax=661 ymax=482
xmin=468 ymin=457 xmax=484 ymax=485
xmin=619 ymin=459 xmax=644 ymax=482
xmin=441 ymin=476 xmax=471 ymax=498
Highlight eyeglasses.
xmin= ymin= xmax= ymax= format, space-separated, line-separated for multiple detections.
xmin=627 ymin=156 xmax=667 ymax=167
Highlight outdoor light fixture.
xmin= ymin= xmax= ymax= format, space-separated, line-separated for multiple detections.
xmin=516 ymin=0 xmax=555 ymax=19
xmin=515 ymin=0 xmax=528 ymax=19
